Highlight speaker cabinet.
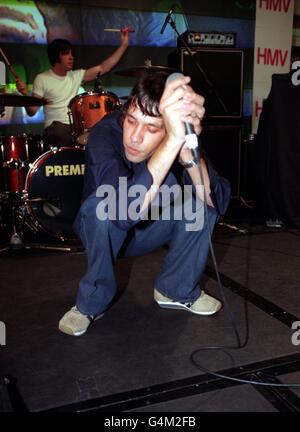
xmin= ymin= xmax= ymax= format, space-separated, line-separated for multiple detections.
xmin=201 ymin=125 xmax=241 ymax=197
xmin=169 ymin=48 xmax=244 ymax=119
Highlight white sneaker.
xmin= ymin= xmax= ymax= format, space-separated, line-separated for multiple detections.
xmin=154 ymin=289 xmax=222 ymax=316
xmin=58 ymin=306 xmax=104 ymax=336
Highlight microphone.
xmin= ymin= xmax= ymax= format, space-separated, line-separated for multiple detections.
xmin=166 ymin=72 xmax=200 ymax=161
xmin=160 ymin=4 xmax=176 ymax=34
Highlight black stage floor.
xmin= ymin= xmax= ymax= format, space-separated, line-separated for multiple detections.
xmin=0 ymin=200 xmax=300 ymax=414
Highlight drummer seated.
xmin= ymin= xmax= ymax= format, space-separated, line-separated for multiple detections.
xmin=15 ymin=35 xmax=129 ymax=149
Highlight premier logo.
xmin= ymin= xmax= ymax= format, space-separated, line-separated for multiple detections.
xmin=45 ymin=164 xmax=85 ymax=177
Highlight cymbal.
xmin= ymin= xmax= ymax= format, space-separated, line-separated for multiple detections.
xmin=0 ymin=94 xmax=48 ymax=107
xmin=114 ymin=65 xmax=177 ymax=78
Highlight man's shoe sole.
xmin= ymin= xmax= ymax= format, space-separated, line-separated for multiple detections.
xmin=156 ymin=300 xmax=221 ymax=315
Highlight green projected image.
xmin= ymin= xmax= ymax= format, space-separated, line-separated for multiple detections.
xmin=0 ymin=1 xmax=255 ymax=130
xmin=0 ymin=0 xmax=47 ymax=43
xmin=0 ymin=1 xmax=186 ymax=46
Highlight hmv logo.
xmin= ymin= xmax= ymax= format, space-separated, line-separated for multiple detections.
xmin=259 ymin=0 xmax=292 ymax=13
xmin=257 ymin=48 xmax=288 ymax=67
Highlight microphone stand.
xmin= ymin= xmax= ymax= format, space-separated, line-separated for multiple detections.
xmin=167 ymin=15 xmax=229 ymax=116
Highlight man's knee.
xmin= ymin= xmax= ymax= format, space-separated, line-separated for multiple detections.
xmin=73 ymin=194 xmax=113 ymax=239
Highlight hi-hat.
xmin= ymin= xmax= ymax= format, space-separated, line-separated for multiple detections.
xmin=0 ymin=94 xmax=48 ymax=107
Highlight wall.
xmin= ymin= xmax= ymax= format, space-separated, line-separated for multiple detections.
xmin=0 ymin=0 xmax=298 ymax=137
xmin=0 ymin=0 xmax=255 ymax=135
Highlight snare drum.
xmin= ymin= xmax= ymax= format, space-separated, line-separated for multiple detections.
xmin=0 ymin=134 xmax=42 ymax=193
xmin=68 ymin=91 xmax=121 ymax=145
xmin=25 ymin=147 xmax=85 ymax=240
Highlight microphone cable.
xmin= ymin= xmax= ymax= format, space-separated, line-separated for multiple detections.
xmin=189 ymin=143 xmax=300 ymax=389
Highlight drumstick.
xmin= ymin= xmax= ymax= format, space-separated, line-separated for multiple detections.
xmin=104 ymin=26 xmax=135 ymax=33
xmin=0 ymin=47 xmax=18 ymax=79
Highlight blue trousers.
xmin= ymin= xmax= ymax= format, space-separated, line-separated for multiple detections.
xmin=73 ymin=194 xmax=218 ymax=316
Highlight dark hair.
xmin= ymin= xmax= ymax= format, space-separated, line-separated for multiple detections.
xmin=121 ymin=72 xmax=169 ymax=122
xmin=47 ymin=39 xmax=72 ymax=66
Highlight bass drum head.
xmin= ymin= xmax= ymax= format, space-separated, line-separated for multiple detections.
xmin=26 ymin=147 xmax=85 ymax=240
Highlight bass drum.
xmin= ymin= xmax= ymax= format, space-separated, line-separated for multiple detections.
xmin=25 ymin=147 xmax=85 ymax=240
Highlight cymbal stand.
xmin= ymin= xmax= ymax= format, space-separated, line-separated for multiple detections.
xmin=94 ymin=72 xmax=103 ymax=93
xmin=0 ymin=193 xmax=23 ymax=252
xmin=0 ymin=103 xmax=5 ymax=118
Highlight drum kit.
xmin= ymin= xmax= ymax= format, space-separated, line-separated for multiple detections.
xmin=0 ymin=62 xmax=176 ymax=250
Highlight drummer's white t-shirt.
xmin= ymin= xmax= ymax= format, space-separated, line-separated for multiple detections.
xmin=33 ymin=69 xmax=85 ymax=128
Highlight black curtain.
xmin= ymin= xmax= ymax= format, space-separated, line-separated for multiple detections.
xmin=255 ymin=72 xmax=300 ymax=228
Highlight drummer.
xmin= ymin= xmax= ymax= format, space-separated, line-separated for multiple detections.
xmin=16 ymin=30 xmax=130 ymax=148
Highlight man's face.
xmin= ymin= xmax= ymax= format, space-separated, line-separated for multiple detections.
xmin=123 ymin=104 xmax=166 ymax=163
xmin=58 ymin=49 xmax=74 ymax=71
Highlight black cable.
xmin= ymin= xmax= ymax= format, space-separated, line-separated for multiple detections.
xmin=190 ymin=350 xmax=300 ymax=388
xmin=189 ymin=144 xmax=300 ymax=389
xmin=191 ymin=145 xmax=243 ymax=348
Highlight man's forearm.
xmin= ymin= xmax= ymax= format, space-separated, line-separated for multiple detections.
xmin=83 ymin=40 xmax=128 ymax=82
xmin=100 ymin=42 xmax=128 ymax=75
xmin=140 ymin=136 xmax=184 ymax=212
xmin=184 ymin=157 xmax=214 ymax=207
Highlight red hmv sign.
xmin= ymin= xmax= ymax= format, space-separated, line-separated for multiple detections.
xmin=257 ymin=48 xmax=289 ymax=66
xmin=259 ymin=0 xmax=292 ymax=12
xmin=252 ymin=0 xmax=294 ymax=133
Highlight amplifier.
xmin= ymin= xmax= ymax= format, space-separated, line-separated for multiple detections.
xmin=178 ymin=30 xmax=236 ymax=48
xmin=168 ymin=48 xmax=244 ymax=119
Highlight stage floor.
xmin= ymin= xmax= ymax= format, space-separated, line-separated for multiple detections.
xmin=0 ymin=202 xmax=300 ymax=413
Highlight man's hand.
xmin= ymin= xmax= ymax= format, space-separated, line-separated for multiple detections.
xmin=15 ymin=76 xmax=28 ymax=96
xmin=120 ymin=28 xmax=129 ymax=47
xmin=159 ymin=75 xmax=205 ymax=147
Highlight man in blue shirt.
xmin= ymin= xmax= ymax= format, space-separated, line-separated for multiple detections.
xmin=59 ymin=72 xmax=231 ymax=336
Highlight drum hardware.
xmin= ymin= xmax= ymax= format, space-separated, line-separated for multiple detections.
xmin=79 ymin=98 xmax=87 ymax=132
xmin=68 ymin=90 xmax=121 ymax=146
xmin=0 ymin=146 xmax=86 ymax=253
xmin=0 ymin=197 xmax=83 ymax=254
xmin=94 ymin=72 xmax=102 ymax=93
xmin=105 ymin=97 xmax=114 ymax=112
xmin=0 ymin=193 xmax=71 ymax=253
xmin=3 ymin=158 xmax=27 ymax=170
xmin=75 ymin=132 xmax=89 ymax=146
xmin=2 ymin=158 xmax=27 ymax=195
xmin=0 ymin=134 xmax=47 ymax=194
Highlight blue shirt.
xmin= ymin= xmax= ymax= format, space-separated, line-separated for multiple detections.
xmin=82 ymin=112 xmax=231 ymax=231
